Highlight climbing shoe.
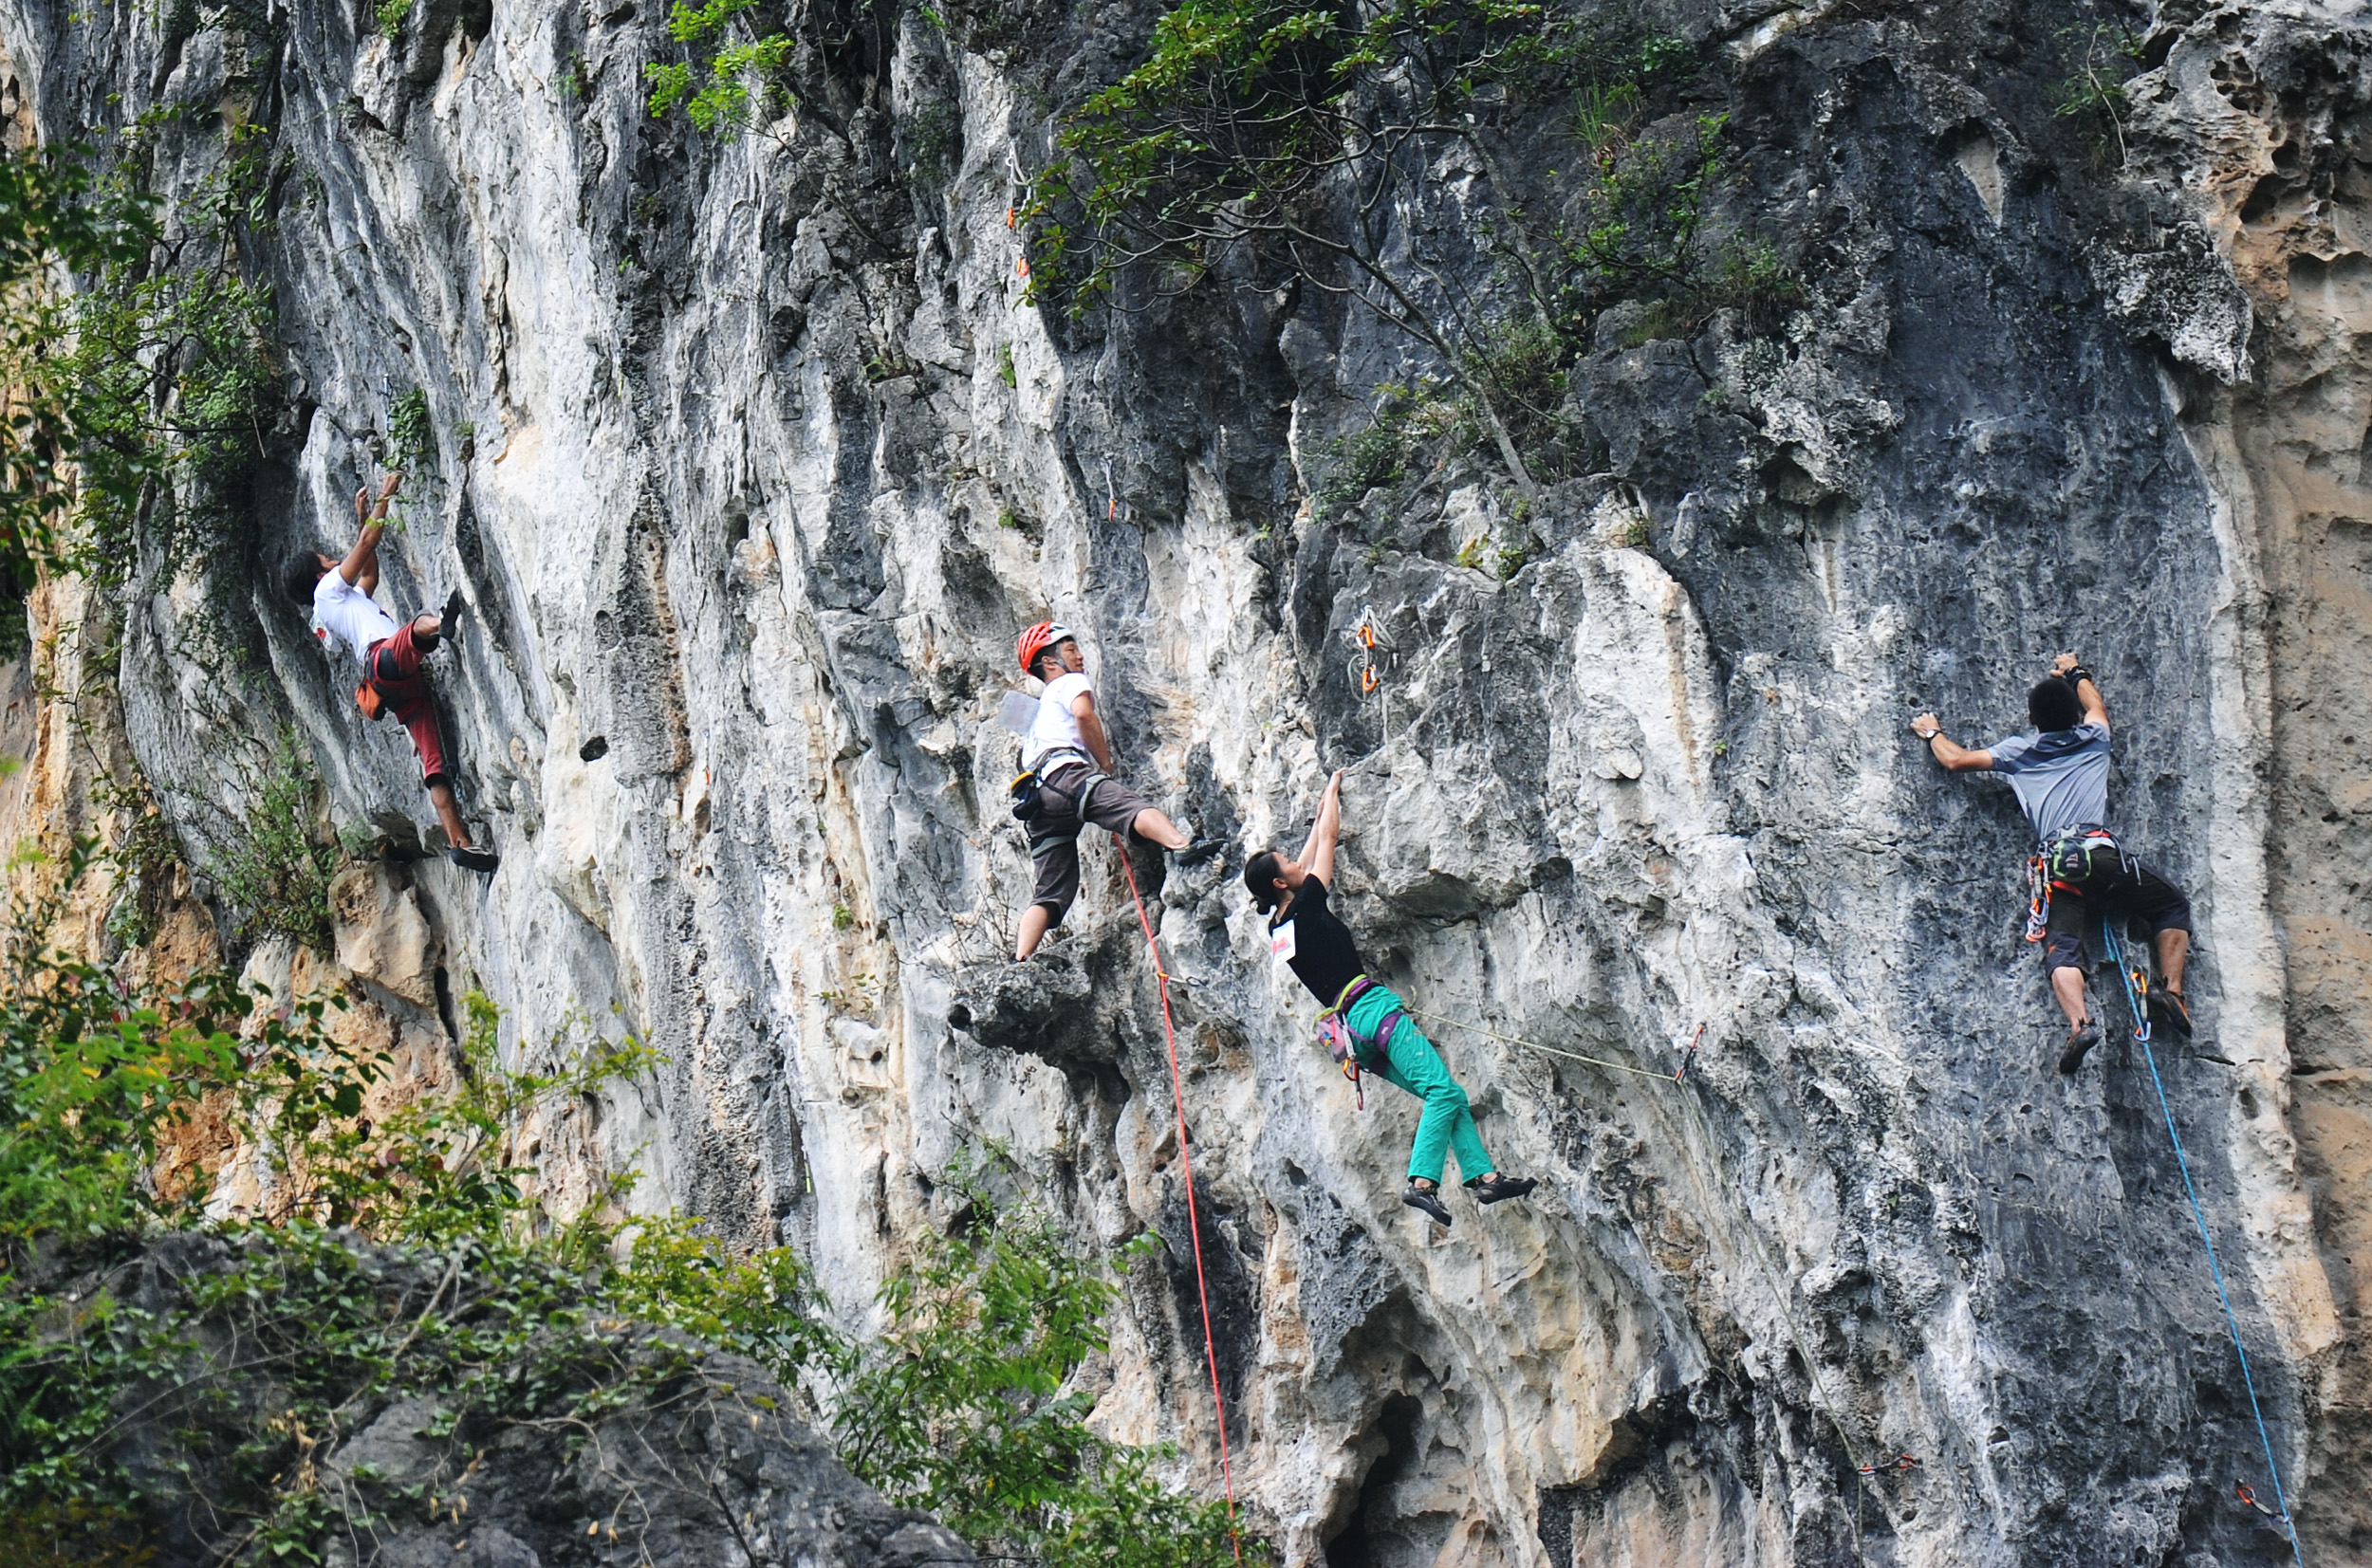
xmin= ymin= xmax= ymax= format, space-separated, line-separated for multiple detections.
xmin=2149 ymin=988 xmax=2194 ymax=1039
xmin=2058 ymin=1021 xmax=2101 ymax=1076
xmin=1468 ymin=1172 xmax=1538 ymax=1206
xmin=451 ymin=845 xmax=500 ymax=873
xmin=440 ymin=588 xmax=467 ymax=639
xmin=1401 ymin=1182 xmax=1453 ymax=1227
xmin=1176 ymin=838 xmax=1227 ymax=867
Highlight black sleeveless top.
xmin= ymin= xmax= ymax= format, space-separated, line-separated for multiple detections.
xmin=1270 ymin=875 xmax=1367 ymax=1008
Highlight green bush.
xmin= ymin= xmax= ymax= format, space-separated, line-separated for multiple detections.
xmin=388 ymin=385 xmax=435 ymax=470
xmin=837 ymin=1153 xmax=1255 ymax=1565
xmin=203 ymin=727 xmax=340 ymax=953
xmin=60 ymin=146 xmax=281 ymax=592
xmin=646 ymin=0 xmax=794 ymax=136
xmin=0 ymin=853 xmax=1257 ymax=1564
xmin=0 ymin=147 xmax=154 ymax=632
xmin=2052 ymin=24 xmax=2142 ymax=166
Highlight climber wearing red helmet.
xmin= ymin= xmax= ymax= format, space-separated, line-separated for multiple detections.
xmin=1010 ymin=622 xmax=1198 ymax=961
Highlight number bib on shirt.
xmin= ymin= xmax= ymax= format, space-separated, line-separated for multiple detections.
xmin=1270 ymin=920 xmax=1296 ymax=968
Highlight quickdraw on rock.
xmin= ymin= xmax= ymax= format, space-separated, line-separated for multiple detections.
xmin=1857 ymin=1454 xmax=1919 ymax=1477
xmin=1346 ymin=606 xmax=1395 ymax=697
xmin=1673 ymin=1023 xmax=1706 ymax=1083
xmin=2235 ymin=1480 xmax=2287 ymax=1522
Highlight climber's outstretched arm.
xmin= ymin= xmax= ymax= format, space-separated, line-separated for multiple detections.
xmin=339 ymin=471 xmax=402 ymax=594
xmin=1299 ymin=770 xmax=1344 ymax=883
xmin=1911 ymin=712 xmax=1992 ymax=773
xmin=2049 ymin=652 xmax=2110 ymax=729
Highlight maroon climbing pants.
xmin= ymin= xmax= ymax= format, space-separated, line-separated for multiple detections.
xmin=363 ymin=621 xmax=450 ymax=786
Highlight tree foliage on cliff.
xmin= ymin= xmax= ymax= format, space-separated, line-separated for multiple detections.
xmin=1023 ymin=0 xmax=1793 ymax=497
xmin=0 ymin=148 xmax=153 ymax=611
xmin=0 ymin=853 xmax=1252 ymax=1565
xmin=58 ymin=111 xmax=284 ymax=594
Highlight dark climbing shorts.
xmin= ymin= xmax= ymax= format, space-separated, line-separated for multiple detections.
xmin=364 ymin=622 xmax=450 ymax=787
xmin=2042 ymin=847 xmax=2193 ymax=972
xmin=1028 ymin=763 xmax=1157 ymax=920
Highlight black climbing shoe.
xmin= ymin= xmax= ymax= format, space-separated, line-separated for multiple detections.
xmin=1468 ymin=1172 xmax=1538 ymax=1206
xmin=1401 ymin=1182 xmax=1453 ymax=1227
xmin=451 ymin=845 xmax=500 ymax=874
xmin=2149 ymin=989 xmax=2194 ymax=1039
xmin=1175 ymin=838 xmax=1227 ymax=867
xmin=2058 ymin=1021 xmax=2101 ymax=1076
xmin=440 ymin=588 xmax=467 ymax=640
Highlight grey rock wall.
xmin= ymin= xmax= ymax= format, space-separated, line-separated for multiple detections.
xmin=3 ymin=1 xmax=2366 ymax=1564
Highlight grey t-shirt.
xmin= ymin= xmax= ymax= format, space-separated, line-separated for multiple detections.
xmin=1989 ymin=722 xmax=2110 ymax=842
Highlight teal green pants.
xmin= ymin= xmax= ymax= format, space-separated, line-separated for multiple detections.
xmin=1345 ymin=986 xmax=1493 ymax=1185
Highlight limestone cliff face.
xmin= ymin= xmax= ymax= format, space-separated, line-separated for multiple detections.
xmin=1 ymin=1 xmax=2367 ymax=1564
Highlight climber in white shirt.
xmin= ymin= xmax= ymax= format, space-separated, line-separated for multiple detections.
xmin=282 ymin=470 xmax=497 ymax=873
xmin=1009 ymin=621 xmax=1205 ymax=960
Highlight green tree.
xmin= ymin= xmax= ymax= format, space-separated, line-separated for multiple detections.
xmin=836 ymin=1155 xmax=1256 ymax=1565
xmin=0 ymin=846 xmax=1255 ymax=1565
xmin=0 ymin=148 xmax=153 ymax=617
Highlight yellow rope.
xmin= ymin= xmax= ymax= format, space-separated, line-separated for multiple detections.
xmin=1406 ymin=1009 xmax=1677 ymax=1081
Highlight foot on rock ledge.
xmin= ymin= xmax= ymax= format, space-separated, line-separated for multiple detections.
xmin=2149 ymin=988 xmax=2193 ymax=1039
xmin=2058 ymin=1021 xmax=2100 ymax=1076
xmin=1468 ymin=1172 xmax=1537 ymax=1206
xmin=1402 ymin=1182 xmax=1453 ymax=1227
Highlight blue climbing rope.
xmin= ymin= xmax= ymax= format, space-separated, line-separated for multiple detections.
xmin=2103 ymin=922 xmax=2307 ymax=1568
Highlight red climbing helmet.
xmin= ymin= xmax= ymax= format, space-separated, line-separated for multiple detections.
xmin=1015 ymin=620 xmax=1074 ymax=677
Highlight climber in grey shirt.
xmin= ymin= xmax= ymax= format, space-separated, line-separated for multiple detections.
xmin=1913 ymin=653 xmax=2194 ymax=1073
xmin=1985 ymin=722 xmax=2111 ymax=844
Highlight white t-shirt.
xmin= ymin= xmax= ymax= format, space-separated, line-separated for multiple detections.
xmin=313 ymin=570 xmax=401 ymax=661
xmin=1023 ymin=673 xmax=1094 ymax=770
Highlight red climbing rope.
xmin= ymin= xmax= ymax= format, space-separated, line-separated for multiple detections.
xmin=1114 ymin=834 xmax=1241 ymax=1553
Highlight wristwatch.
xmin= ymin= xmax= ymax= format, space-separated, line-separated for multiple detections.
xmin=1917 ymin=726 xmax=1941 ymax=741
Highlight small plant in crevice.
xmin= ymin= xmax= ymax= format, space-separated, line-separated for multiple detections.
xmin=389 ymin=385 xmax=435 ymax=471
xmin=95 ymin=770 xmax=184 ymax=955
xmin=2052 ymin=23 xmax=2144 ymax=166
xmin=203 ymin=727 xmax=341 ymax=953
xmin=901 ymin=99 xmax=962 ymax=183
xmin=996 ymin=341 xmax=1017 ymax=388
xmin=376 ymin=0 xmax=414 ymax=36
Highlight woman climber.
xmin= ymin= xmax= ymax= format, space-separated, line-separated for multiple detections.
xmin=1246 ymin=772 xmax=1536 ymax=1227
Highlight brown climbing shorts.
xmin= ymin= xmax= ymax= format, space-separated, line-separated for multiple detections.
xmin=2043 ymin=854 xmax=2193 ymax=972
xmin=1027 ymin=763 xmax=1157 ymax=920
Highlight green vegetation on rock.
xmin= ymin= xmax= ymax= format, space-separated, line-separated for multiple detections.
xmin=1027 ymin=1 xmax=1802 ymax=500
xmin=0 ymin=851 xmax=1255 ymax=1564
xmin=202 ymin=726 xmax=341 ymax=954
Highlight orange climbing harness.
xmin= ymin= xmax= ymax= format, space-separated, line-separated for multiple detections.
xmin=1114 ymin=835 xmax=1242 ymax=1557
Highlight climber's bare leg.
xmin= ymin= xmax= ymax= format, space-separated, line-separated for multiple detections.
xmin=428 ymin=779 xmax=473 ymax=852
